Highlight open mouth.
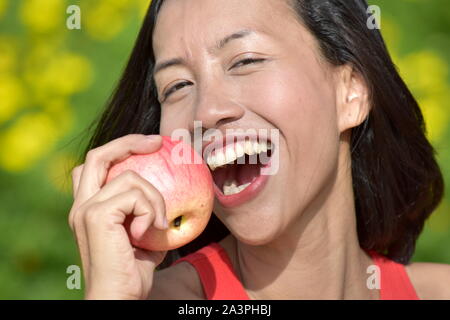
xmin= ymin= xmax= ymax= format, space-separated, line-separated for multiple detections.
xmin=205 ymin=138 xmax=274 ymax=197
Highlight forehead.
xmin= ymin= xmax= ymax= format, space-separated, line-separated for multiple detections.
xmin=152 ymin=0 xmax=297 ymax=57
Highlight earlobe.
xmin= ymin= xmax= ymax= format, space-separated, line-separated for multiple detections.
xmin=336 ymin=65 xmax=370 ymax=133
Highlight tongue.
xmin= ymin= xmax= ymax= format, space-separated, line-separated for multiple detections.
xmin=236 ymin=164 xmax=261 ymax=185
xmin=211 ymin=164 xmax=261 ymax=190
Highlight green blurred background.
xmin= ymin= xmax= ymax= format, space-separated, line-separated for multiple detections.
xmin=0 ymin=0 xmax=449 ymax=299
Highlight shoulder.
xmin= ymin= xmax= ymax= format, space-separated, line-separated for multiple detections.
xmin=406 ymin=262 xmax=450 ymax=300
xmin=149 ymin=260 xmax=205 ymax=300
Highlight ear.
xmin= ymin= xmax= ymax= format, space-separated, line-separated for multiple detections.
xmin=335 ymin=65 xmax=371 ymax=133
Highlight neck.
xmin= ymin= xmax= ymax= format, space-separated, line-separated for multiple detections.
xmin=223 ymin=142 xmax=379 ymax=300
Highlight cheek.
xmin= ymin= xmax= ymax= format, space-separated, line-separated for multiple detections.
xmin=242 ymin=68 xmax=338 ymax=140
xmin=159 ymin=107 xmax=190 ymax=137
xmin=244 ymin=67 xmax=340 ymax=209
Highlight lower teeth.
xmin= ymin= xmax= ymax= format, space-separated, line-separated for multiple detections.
xmin=223 ymin=181 xmax=251 ymax=196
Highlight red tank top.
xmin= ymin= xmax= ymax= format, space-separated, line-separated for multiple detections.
xmin=171 ymin=242 xmax=419 ymax=300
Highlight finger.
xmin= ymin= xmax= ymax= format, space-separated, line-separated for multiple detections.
xmin=72 ymin=189 xmax=155 ymax=282
xmin=71 ymin=188 xmax=155 ymax=278
xmin=97 ymin=170 xmax=168 ymax=231
xmin=83 ymin=189 xmax=158 ymax=269
xmin=69 ymin=164 xmax=84 ymax=232
xmin=84 ymin=188 xmax=157 ymax=239
xmin=71 ymin=164 xmax=84 ymax=199
xmin=70 ymin=205 xmax=92 ymax=279
xmin=77 ymin=134 xmax=162 ymax=205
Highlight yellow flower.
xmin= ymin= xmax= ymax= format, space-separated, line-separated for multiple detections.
xmin=46 ymin=152 xmax=78 ymax=194
xmin=0 ymin=35 xmax=18 ymax=73
xmin=379 ymin=17 xmax=401 ymax=56
xmin=0 ymin=74 xmax=25 ymax=124
xmin=19 ymin=0 xmax=65 ymax=34
xmin=396 ymin=51 xmax=450 ymax=143
xmin=418 ymin=95 xmax=450 ymax=143
xmin=397 ymin=50 xmax=448 ymax=97
xmin=82 ymin=0 xmax=135 ymax=41
xmin=24 ymin=48 xmax=93 ymax=101
xmin=136 ymin=0 xmax=151 ymax=18
xmin=427 ymin=200 xmax=450 ymax=234
xmin=45 ymin=52 xmax=93 ymax=95
xmin=0 ymin=0 xmax=8 ymax=20
xmin=42 ymin=98 xmax=74 ymax=135
xmin=0 ymin=112 xmax=60 ymax=172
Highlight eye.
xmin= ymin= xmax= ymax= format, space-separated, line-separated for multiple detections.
xmin=229 ymin=58 xmax=266 ymax=70
xmin=162 ymin=81 xmax=193 ymax=100
xmin=160 ymin=58 xmax=266 ymax=102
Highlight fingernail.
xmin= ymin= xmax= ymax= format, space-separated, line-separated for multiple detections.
xmin=163 ymin=217 xmax=169 ymax=229
xmin=146 ymin=135 xmax=161 ymax=141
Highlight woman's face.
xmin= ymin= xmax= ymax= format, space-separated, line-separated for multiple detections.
xmin=153 ymin=0 xmax=345 ymax=245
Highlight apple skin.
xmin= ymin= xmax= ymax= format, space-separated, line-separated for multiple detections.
xmin=106 ymin=136 xmax=214 ymax=251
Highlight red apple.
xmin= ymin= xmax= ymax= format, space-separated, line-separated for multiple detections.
xmin=106 ymin=136 xmax=214 ymax=251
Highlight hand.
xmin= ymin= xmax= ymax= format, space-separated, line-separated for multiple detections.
xmin=68 ymin=134 xmax=168 ymax=300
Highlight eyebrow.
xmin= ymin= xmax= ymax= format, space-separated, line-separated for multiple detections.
xmin=152 ymin=29 xmax=255 ymax=77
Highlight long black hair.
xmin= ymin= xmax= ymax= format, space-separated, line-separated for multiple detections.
xmin=77 ymin=0 xmax=444 ymax=266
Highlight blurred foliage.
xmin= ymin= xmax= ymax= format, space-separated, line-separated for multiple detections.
xmin=0 ymin=0 xmax=449 ymax=299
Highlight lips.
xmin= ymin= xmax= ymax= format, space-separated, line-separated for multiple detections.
xmin=213 ymin=156 xmax=273 ymax=208
xmin=202 ymin=133 xmax=275 ymax=207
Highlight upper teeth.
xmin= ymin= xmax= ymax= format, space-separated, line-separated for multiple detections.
xmin=206 ymin=140 xmax=271 ymax=171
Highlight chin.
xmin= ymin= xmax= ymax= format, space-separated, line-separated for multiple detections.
xmin=218 ymin=207 xmax=284 ymax=247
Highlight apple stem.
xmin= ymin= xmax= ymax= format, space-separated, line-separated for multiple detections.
xmin=173 ymin=216 xmax=183 ymax=228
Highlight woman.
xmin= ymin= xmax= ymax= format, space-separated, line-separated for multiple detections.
xmin=69 ymin=0 xmax=450 ymax=299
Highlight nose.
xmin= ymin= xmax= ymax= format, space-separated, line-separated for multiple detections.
xmin=188 ymin=82 xmax=245 ymax=132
